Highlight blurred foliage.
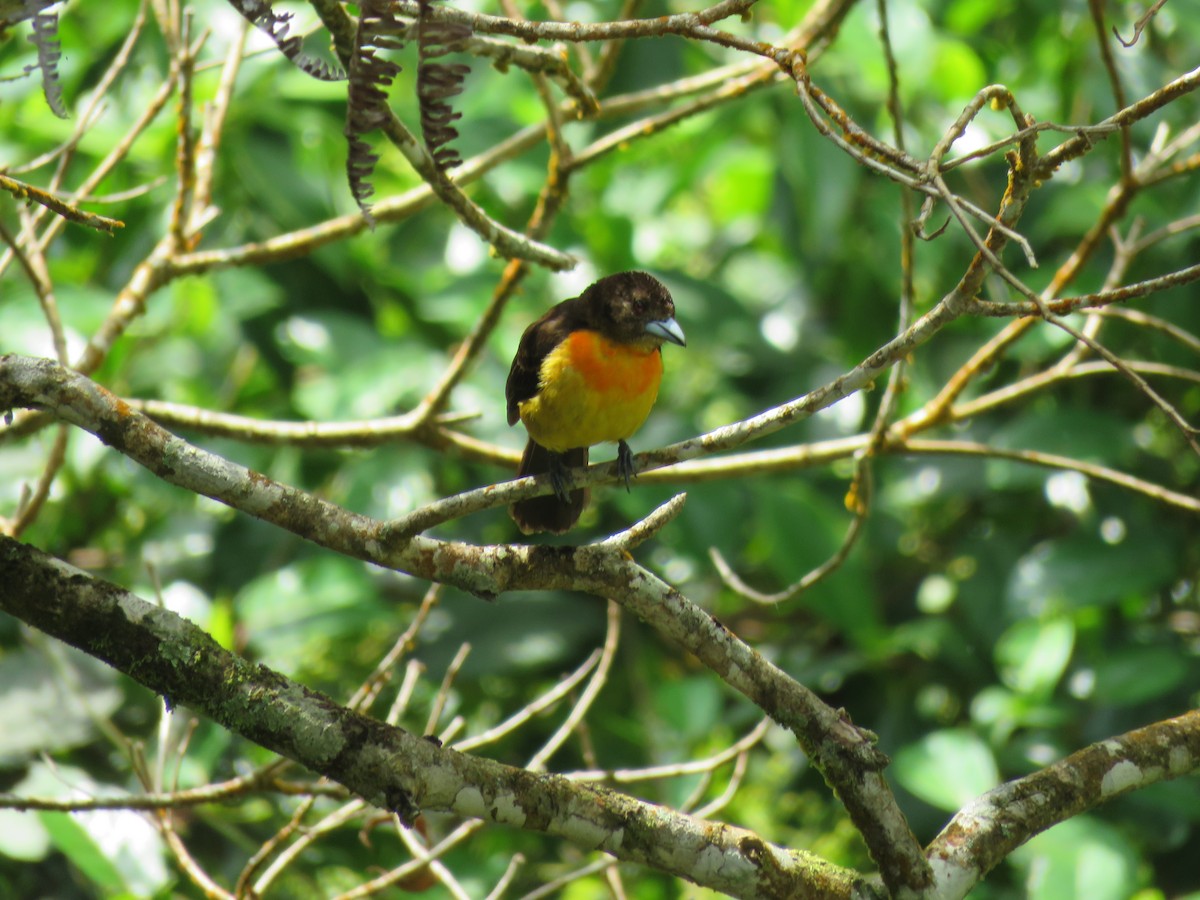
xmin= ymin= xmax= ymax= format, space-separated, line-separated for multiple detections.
xmin=2 ymin=0 xmax=1199 ymax=897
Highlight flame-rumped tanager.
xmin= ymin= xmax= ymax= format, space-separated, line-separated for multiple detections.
xmin=505 ymin=271 xmax=686 ymax=534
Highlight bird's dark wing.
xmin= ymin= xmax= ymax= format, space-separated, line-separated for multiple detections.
xmin=505 ymin=296 xmax=588 ymax=425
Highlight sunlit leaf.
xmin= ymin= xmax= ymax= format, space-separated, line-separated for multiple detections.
xmin=1011 ymin=816 xmax=1141 ymax=900
xmin=893 ymin=729 xmax=1000 ymax=811
xmin=995 ymin=616 xmax=1075 ymax=698
xmin=0 ymin=648 xmax=121 ymax=766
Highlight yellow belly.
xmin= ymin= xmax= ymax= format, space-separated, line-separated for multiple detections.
xmin=519 ymin=330 xmax=663 ymax=452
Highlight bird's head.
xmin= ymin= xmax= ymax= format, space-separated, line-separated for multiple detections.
xmin=583 ymin=271 xmax=686 ymax=350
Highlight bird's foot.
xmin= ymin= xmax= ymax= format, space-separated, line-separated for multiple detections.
xmin=616 ymin=440 xmax=636 ymax=492
xmin=547 ymin=452 xmax=574 ymax=504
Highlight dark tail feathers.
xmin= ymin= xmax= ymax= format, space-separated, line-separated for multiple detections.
xmin=510 ymin=441 xmax=588 ymax=534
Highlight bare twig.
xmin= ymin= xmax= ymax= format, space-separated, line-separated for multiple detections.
xmin=393 ymin=0 xmax=762 ymax=43
xmin=425 ymin=643 xmax=472 ymax=736
xmin=384 ymin=660 xmax=426 ymax=727
xmin=0 ymin=173 xmax=124 ymax=233
xmin=562 ymin=718 xmax=772 ymax=784
xmin=710 ymin=506 xmax=869 ymax=605
xmin=452 ymin=650 xmax=602 ymax=754
xmin=0 ymin=767 xmax=323 ymax=812
xmin=1112 ymin=0 xmax=1169 ymax=47
xmin=347 ymin=584 xmax=442 ymax=714
xmin=525 ymin=600 xmax=620 ymax=773
xmin=904 ymin=440 xmax=1200 ymax=513
xmin=1088 ymin=0 xmax=1133 ymax=177
xmin=7 ymin=425 xmax=69 ymax=537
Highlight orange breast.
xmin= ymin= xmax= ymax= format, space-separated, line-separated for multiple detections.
xmin=563 ymin=329 xmax=663 ymax=397
xmin=518 ymin=330 xmax=664 ymax=452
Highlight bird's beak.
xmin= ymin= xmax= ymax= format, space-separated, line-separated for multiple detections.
xmin=645 ymin=317 xmax=686 ymax=347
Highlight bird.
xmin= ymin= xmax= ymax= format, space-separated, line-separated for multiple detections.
xmin=505 ymin=271 xmax=686 ymax=534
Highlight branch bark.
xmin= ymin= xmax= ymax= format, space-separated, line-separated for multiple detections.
xmin=926 ymin=710 xmax=1200 ymax=897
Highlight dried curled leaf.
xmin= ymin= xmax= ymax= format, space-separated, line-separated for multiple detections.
xmin=2 ymin=0 xmax=68 ymax=117
xmin=417 ymin=0 xmax=471 ymax=171
xmin=223 ymin=0 xmax=344 ymax=82
xmin=344 ymin=0 xmax=404 ymax=225
xmin=28 ymin=2 xmax=65 ymax=117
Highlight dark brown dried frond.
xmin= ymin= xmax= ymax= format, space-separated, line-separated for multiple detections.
xmin=417 ymin=0 xmax=471 ymax=171
xmin=343 ymin=0 xmax=404 ymax=225
xmin=6 ymin=0 xmax=68 ymax=117
xmin=223 ymin=0 xmax=344 ymax=82
xmin=345 ymin=134 xmax=382 ymax=225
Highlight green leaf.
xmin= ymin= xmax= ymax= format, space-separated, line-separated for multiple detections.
xmin=892 ymin=728 xmax=999 ymax=811
xmin=930 ymin=40 xmax=988 ymax=103
xmin=238 ymin=556 xmax=382 ymax=674
xmin=945 ymin=0 xmax=1015 ymax=34
xmin=38 ymin=812 xmax=125 ymax=895
xmin=1090 ymin=646 xmax=1190 ymax=707
xmin=0 ymin=647 xmax=121 ymax=766
xmin=420 ymin=592 xmax=605 ymax=677
xmin=0 ymin=809 xmax=50 ymax=861
xmin=703 ymin=142 xmax=775 ymax=224
xmin=654 ymin=676 xmax=723 ymax=742
xmin=275 ymin=311 xmax=437 ymax=420
xmin=0 ymin=763 xmax=169 ymax=897
xmin=988 ymin=408 xmax=1136 ymax=490
xmin=995 ymin=616 xmax=1075 ymax=698
xmin=1011 ymin=816 xmax=1140 ymax=900
xmin=970 ymin=685 xmax=1071 ymax=745
xmin=1006 ymin=533 xmax=1176 ymax=615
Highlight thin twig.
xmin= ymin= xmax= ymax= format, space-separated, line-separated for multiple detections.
xmin=0 ymin=216 xmax=67 ymax=363
xmin=562 ymin=717 xmax=771 ymax=784
xmin=393 ymin=818 xmax=473 ymax=900
xmin=347 ymin=584 xmax=442 ymax=714
xmin=393 ymin=0 xmax=761 ymax=43
xmin=453 ymin=650 xmax=602 ymax=754
xmin=385 ymin=659 xmax=427 ymax=727
xmin=904 ymin=439 xmax=1200 ymax=513
xmin=424 ymin=643 xmax=471 ymax=736
xmin=234 ymin=793 xmax=318 ymax=896
xmin=0 ymin=173 xmax=124 ymax=233
xmin=711 ymin=506 xmax=870 ymax=605
xmin=526 ymin=600 xmax=621 ymax=773
xmin=1112 ymin=0 xmax=1168 ymax=48
xmin=253 ymin=799 xmax=367 ymax=895
xmin=1087 ymin=0 xmax=1133 ymax=178
xmin=8 ymin=425 xmax=69 ymax=538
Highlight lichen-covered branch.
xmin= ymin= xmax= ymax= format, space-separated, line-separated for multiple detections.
xmin=926 ymin=710 xmax=1200 ymax=896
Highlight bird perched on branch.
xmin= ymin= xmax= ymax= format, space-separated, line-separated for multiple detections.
xmin=506 ymin=271 xmax=686 ymax=534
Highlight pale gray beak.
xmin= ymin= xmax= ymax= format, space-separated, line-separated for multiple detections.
xmin=645 ymin=317 xmax=686 ymax=347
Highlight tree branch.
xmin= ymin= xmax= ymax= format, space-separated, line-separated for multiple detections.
xmin=0 ymin=533 xmax=871 ymax=900
xmin=926 ymin=710 xmax=1200 ymax=896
